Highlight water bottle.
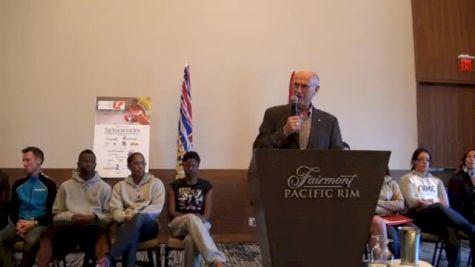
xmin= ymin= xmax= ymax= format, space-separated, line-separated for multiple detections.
xmin=398 ymin=226 xmax=420 ymax=266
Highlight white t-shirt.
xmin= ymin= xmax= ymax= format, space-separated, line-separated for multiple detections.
xmin=400 ymin=171 xmax=449 ymax=209
xmin=407 ymin=174 xmax=440 ymax=203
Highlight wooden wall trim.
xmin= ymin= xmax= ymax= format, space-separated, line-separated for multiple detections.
xmin=419 ymin=81 xmax=475 ymax=87
xmin=412 ymin=0 xmax=475 ymax=83
xmin=416 ymin=84 xmax=475 ymax=168
xmin=412 ymin=0 xmax=475 ymax=167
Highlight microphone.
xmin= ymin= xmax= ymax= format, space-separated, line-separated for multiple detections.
xmin=290 ymin=95 xmax=298 ymax=116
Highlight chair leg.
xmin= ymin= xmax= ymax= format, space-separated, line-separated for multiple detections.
xmin=165 ymin=246 xmax=170 ymax=267
xmin=147 ymin=249 xmax=154 ymax=267
xmin=364 ymin=242 xmax=370 ymax=261
xmin=164 ymin=247 xmax=168 ymax=267
xmin=436 ymin=241 xmax=445 ymax=267
xmin=156 ymin=245 xmax=163 ymax=267
xmin=157 ymin=245 xmax=166 ymax=267
xmin=432 ymin=241 xmax=439 ymax=266
xmin=62 ymin=256 xmax=67 ymax=267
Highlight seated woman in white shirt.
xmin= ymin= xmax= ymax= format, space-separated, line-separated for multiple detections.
xmin=400 ymin=148 xmax=475 ymax=267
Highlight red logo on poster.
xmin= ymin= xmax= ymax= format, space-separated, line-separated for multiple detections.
xmin=113 ymin=101 xmax=126 ymax=110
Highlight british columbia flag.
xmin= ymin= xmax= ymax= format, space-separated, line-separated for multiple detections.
xmin=176 ymin=64 xmax=193 ymax=179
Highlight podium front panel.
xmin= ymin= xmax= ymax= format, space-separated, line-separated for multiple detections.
xmin=249 ymin=149 xmax=390 ymax=267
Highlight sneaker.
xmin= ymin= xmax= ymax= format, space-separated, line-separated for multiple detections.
xmin=95 ymin=257 xmax=111 ymax=267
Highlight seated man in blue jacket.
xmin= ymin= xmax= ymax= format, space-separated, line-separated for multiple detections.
xmin=0 ymin=147 xmax=57 ymax=267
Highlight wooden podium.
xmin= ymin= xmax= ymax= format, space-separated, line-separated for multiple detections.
xmin=248 ymin=149 xmax=390 ymax=267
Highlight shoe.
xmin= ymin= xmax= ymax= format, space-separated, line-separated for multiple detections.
xmin=95 ymin=257 xmax=111 ymax=267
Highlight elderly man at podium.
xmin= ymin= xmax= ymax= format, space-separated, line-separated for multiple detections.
xmin=253 ymin=70 xmax=343 ymax=150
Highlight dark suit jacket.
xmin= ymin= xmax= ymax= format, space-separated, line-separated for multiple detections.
xmin=253 ymin=104 xmax=343 ymax=150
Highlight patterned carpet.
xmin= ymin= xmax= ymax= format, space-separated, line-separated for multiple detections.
xmin=53 ymin=243 xmax=263 ymax=266
xmin=35 ymin=240 xmax=471 ymax=266
xmin=164 ymin=241 xmax=470 ymax=267
xmin=419 ymin=239 xmax=471 ymax=267
xmin=164 ymin=243 xmax=262 ymax=267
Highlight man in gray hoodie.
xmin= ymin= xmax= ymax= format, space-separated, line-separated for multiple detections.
xmin=36 ymin=149 xmax=111 ymax=267
xmin=103 ymin=152 xmax=165 ymax=267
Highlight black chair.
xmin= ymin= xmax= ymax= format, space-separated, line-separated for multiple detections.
xmin=420 ymin=232 xmax=444 ymax=266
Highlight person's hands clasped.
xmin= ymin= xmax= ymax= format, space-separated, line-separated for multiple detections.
xmin=123 ymin=209 xmax=135 ymax=223
xmin=417 ymin=199 xmax=433 ymax=208
xmin=16 ymin=219 xmax=36 ymax=236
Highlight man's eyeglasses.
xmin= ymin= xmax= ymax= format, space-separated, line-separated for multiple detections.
xmin=293 ymin=82 xmax=317 ymax=90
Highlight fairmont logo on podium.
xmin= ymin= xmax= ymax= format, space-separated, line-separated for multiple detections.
xmin=284 ymin=166 xmax=360 ymax=199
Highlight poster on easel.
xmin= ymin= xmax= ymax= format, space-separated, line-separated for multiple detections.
xmin=93 ymin=96 xmax=151 ymax=178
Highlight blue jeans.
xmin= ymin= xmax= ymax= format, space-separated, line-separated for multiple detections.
xmin=409 ymin=203 xmax=475 ymax=267
xmin=109 ymin=213 xmax=158 ymax=267
xmin=386 ymin=225 xmax=400 ymax=258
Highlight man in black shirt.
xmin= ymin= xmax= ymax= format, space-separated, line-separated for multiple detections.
xmin=168 ymin=151 xmax=226 ymax=267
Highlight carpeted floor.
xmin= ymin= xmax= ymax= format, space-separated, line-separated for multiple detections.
xmin=419 ymin=239 xmax=471 ymax=267
xmin=36 ymin=240 xmax=471 ymax=266
xmin=164 ymin=243 xmax=262 ymax=267
xmin=163 ymin=241 xmax=470 ymax=267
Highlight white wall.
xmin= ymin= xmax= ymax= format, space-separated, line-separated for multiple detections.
xmin=0 ymin=0 xmax=417 ymax=169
